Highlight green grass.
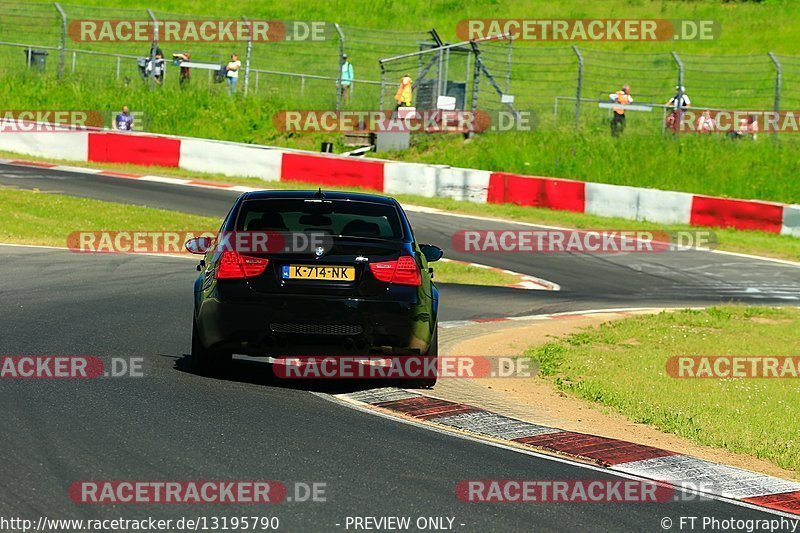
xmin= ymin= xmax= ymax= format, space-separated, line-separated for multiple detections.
xmin=528 ymin=306 xmax=800 ymax=473
xmin=3 ymin=150 xmax=798 ymax=261
xmin=0 ymin=187 xmax=220 ymax=246
xmin=435 ymin=259 xmax=520 ymax=287
xmin=2 ymin=1 xmax=800 ymax=204
xmin=0 ymin=187 xmax=519 ymax=286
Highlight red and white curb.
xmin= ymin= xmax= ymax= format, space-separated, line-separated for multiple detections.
xmin=437 ymin=306 xmax=690 ymax=329
xmin=334 ymin=387 xmax=800 ymax=516
xmin=0 ymin=158 xmax=260 ymax=194
xmin=439 ymin=258 xmax=559 ymax=291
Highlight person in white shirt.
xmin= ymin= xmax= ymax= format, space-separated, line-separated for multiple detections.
xmin=696 ymin=110 xmax=716 ymax=133
xmin=666 ymin=86 xmax=691 ymax=110
xmin=665 ymin=86 xmax=691 ymax=133
xmin=226 ymin=53 xmax=241 ymax=95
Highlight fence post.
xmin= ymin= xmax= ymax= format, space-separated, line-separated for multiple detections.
xmin=242 ymin=16 xmax=252 ymax=97
xmin=469 ymin=41 xmax=480 ymax=114
xmin=147 ymin=9 xmax=158 ymax=91
xmin=54 ymin=3 xmax=66 ymax=80
xmin=671 ymin=51 xmax=684 ymax=99
xmin=572 ymin=45 xmax=583 ymax=131
xmin=436 ymin=47 xmax=444 ymax=101
xmin=671 ymin=51 xmax=684 ymax=136
xmin=768 ymin=52 xmax=781 ymax=141
xmin=505 ymin=36 xmax=512 ymax=94
xmin=334 ymin=23 xmax=345 ymax=110
xmin=378 ymin=61 xmax=386 ymax=111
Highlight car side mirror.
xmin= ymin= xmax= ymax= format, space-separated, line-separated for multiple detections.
xmin=420 ymin=244 xmax=443 ymax=263
xmin=185 ymin=236 xmax=213 ymax=255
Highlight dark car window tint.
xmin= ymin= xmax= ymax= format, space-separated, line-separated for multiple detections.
xmin=236 ymin=199 xmax=404 ymax=241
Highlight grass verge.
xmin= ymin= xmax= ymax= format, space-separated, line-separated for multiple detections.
xmin=2 ymin=151 xmax=798 ymax=262
xmin=528 ymin=306 xmax=800 ymax=474
xmin=0 ymin=187 xmax=515 ymax=287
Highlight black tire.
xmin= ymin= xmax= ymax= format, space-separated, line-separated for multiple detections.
xmin=406 ymin=326 xmax=438 ymax=389
xmin=191 ymin=318 xmax=232 ymax=376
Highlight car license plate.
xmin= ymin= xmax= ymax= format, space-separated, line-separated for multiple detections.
xmin=282 ymin=264 xmax=355 ymax=281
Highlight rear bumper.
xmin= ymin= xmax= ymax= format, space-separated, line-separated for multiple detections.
xmin=196 ymin=295 xmax=434 ymax=355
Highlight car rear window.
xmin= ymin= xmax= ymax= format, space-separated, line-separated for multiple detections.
xmin=236 ymin=198 xmax=405 ymax=241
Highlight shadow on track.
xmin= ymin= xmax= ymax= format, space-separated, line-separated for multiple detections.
xmin=172 ymin=352 xmax=422 ymax=394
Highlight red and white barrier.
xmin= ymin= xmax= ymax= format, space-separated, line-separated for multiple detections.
xmin=583 ymin=183 xmax=694 ymax=225
xmin=179 ymin=139 xmax=283 ymax=180
xmin=1 ymin=126 xmax=797 ymax=237
xmin=487 ymin=173 xmax=585 ymax=212
xmin=782 ymin=205 xmax=800 ymax=237
xmin=690 ymin=195 xmax=784 ymax=234
xmin=383 ymin=162 xmax=439 ymax=197
xmin=0 ymin=131 xmax=88 ymax=161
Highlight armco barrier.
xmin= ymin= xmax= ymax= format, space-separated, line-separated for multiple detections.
xmin=782 ymin=205 xmax=800 ymax=237
xmin=584 ymin=182 xmax=693 ymax=225
xmin=635 ymin=188 xmax=693 ymax=225
xmin=88 ymin=132 xmax=180 ymax=167
xmin=281 ymin=152 xmax=384 ymax=191
xmin=0 ymin=126 xmax=797 ymax=237
xmin=384 ymin=161 xmax=439 ymax=197
xmin=179 ymin=139 xmax=282 ymax=180
xmin=0 ymin=131 xmax=88 ymax=161
xmin=487 ymin=172 xmax=585 ymax=213
xmin=584 ymin=182 xmax=640 ymax=221
xmin=435 ymin=167 xmax=491 ymax=203
xmin=690 ymin=195 xmax=784 ymax=233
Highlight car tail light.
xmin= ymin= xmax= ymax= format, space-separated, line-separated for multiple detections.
xmin=368 ymin=255 xmax=421 ymax=286
xmin=216 ymin=251 xmax=269 ymax=279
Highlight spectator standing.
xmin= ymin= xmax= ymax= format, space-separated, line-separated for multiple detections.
xmin=176 ymin=51 xmax=191 ymax=88
xmin=394 ymin=74 xmax=413 ymax=108
xmin=339 ymin=54 xmax=354 ymax=104
xmin=666 ymin=85 xmax=691 ymax=110
xmin=115 ymin=106 xmax=134 ymax=131
xmin=151 ymin=52 xmax=165 ymax=85
xmin=609 ymin=84 xmax=632 ymax=137
xmin=226 ymin=53 xmax=241 ymax=95
xmin=665 ymin=85 xmax=691 ymax=133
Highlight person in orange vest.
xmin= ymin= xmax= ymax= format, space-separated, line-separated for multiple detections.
xmin=395 ymin=74 xmax=413 ymax=108
xmin=609 ymin=84 xmax=632 ymax=137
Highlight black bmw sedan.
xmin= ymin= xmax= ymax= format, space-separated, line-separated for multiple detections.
xmin=185 ymin=189 xmax=443 ymax=387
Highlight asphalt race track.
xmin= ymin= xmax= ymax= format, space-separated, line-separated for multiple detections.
xmin=1 ymin=163 xmax=799 ymax=530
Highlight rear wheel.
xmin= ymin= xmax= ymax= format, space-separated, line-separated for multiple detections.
xmin=191 ymin=318 xmax=232 ymax=375
xmin=406 ymin=326 xmax=438 ymax=389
